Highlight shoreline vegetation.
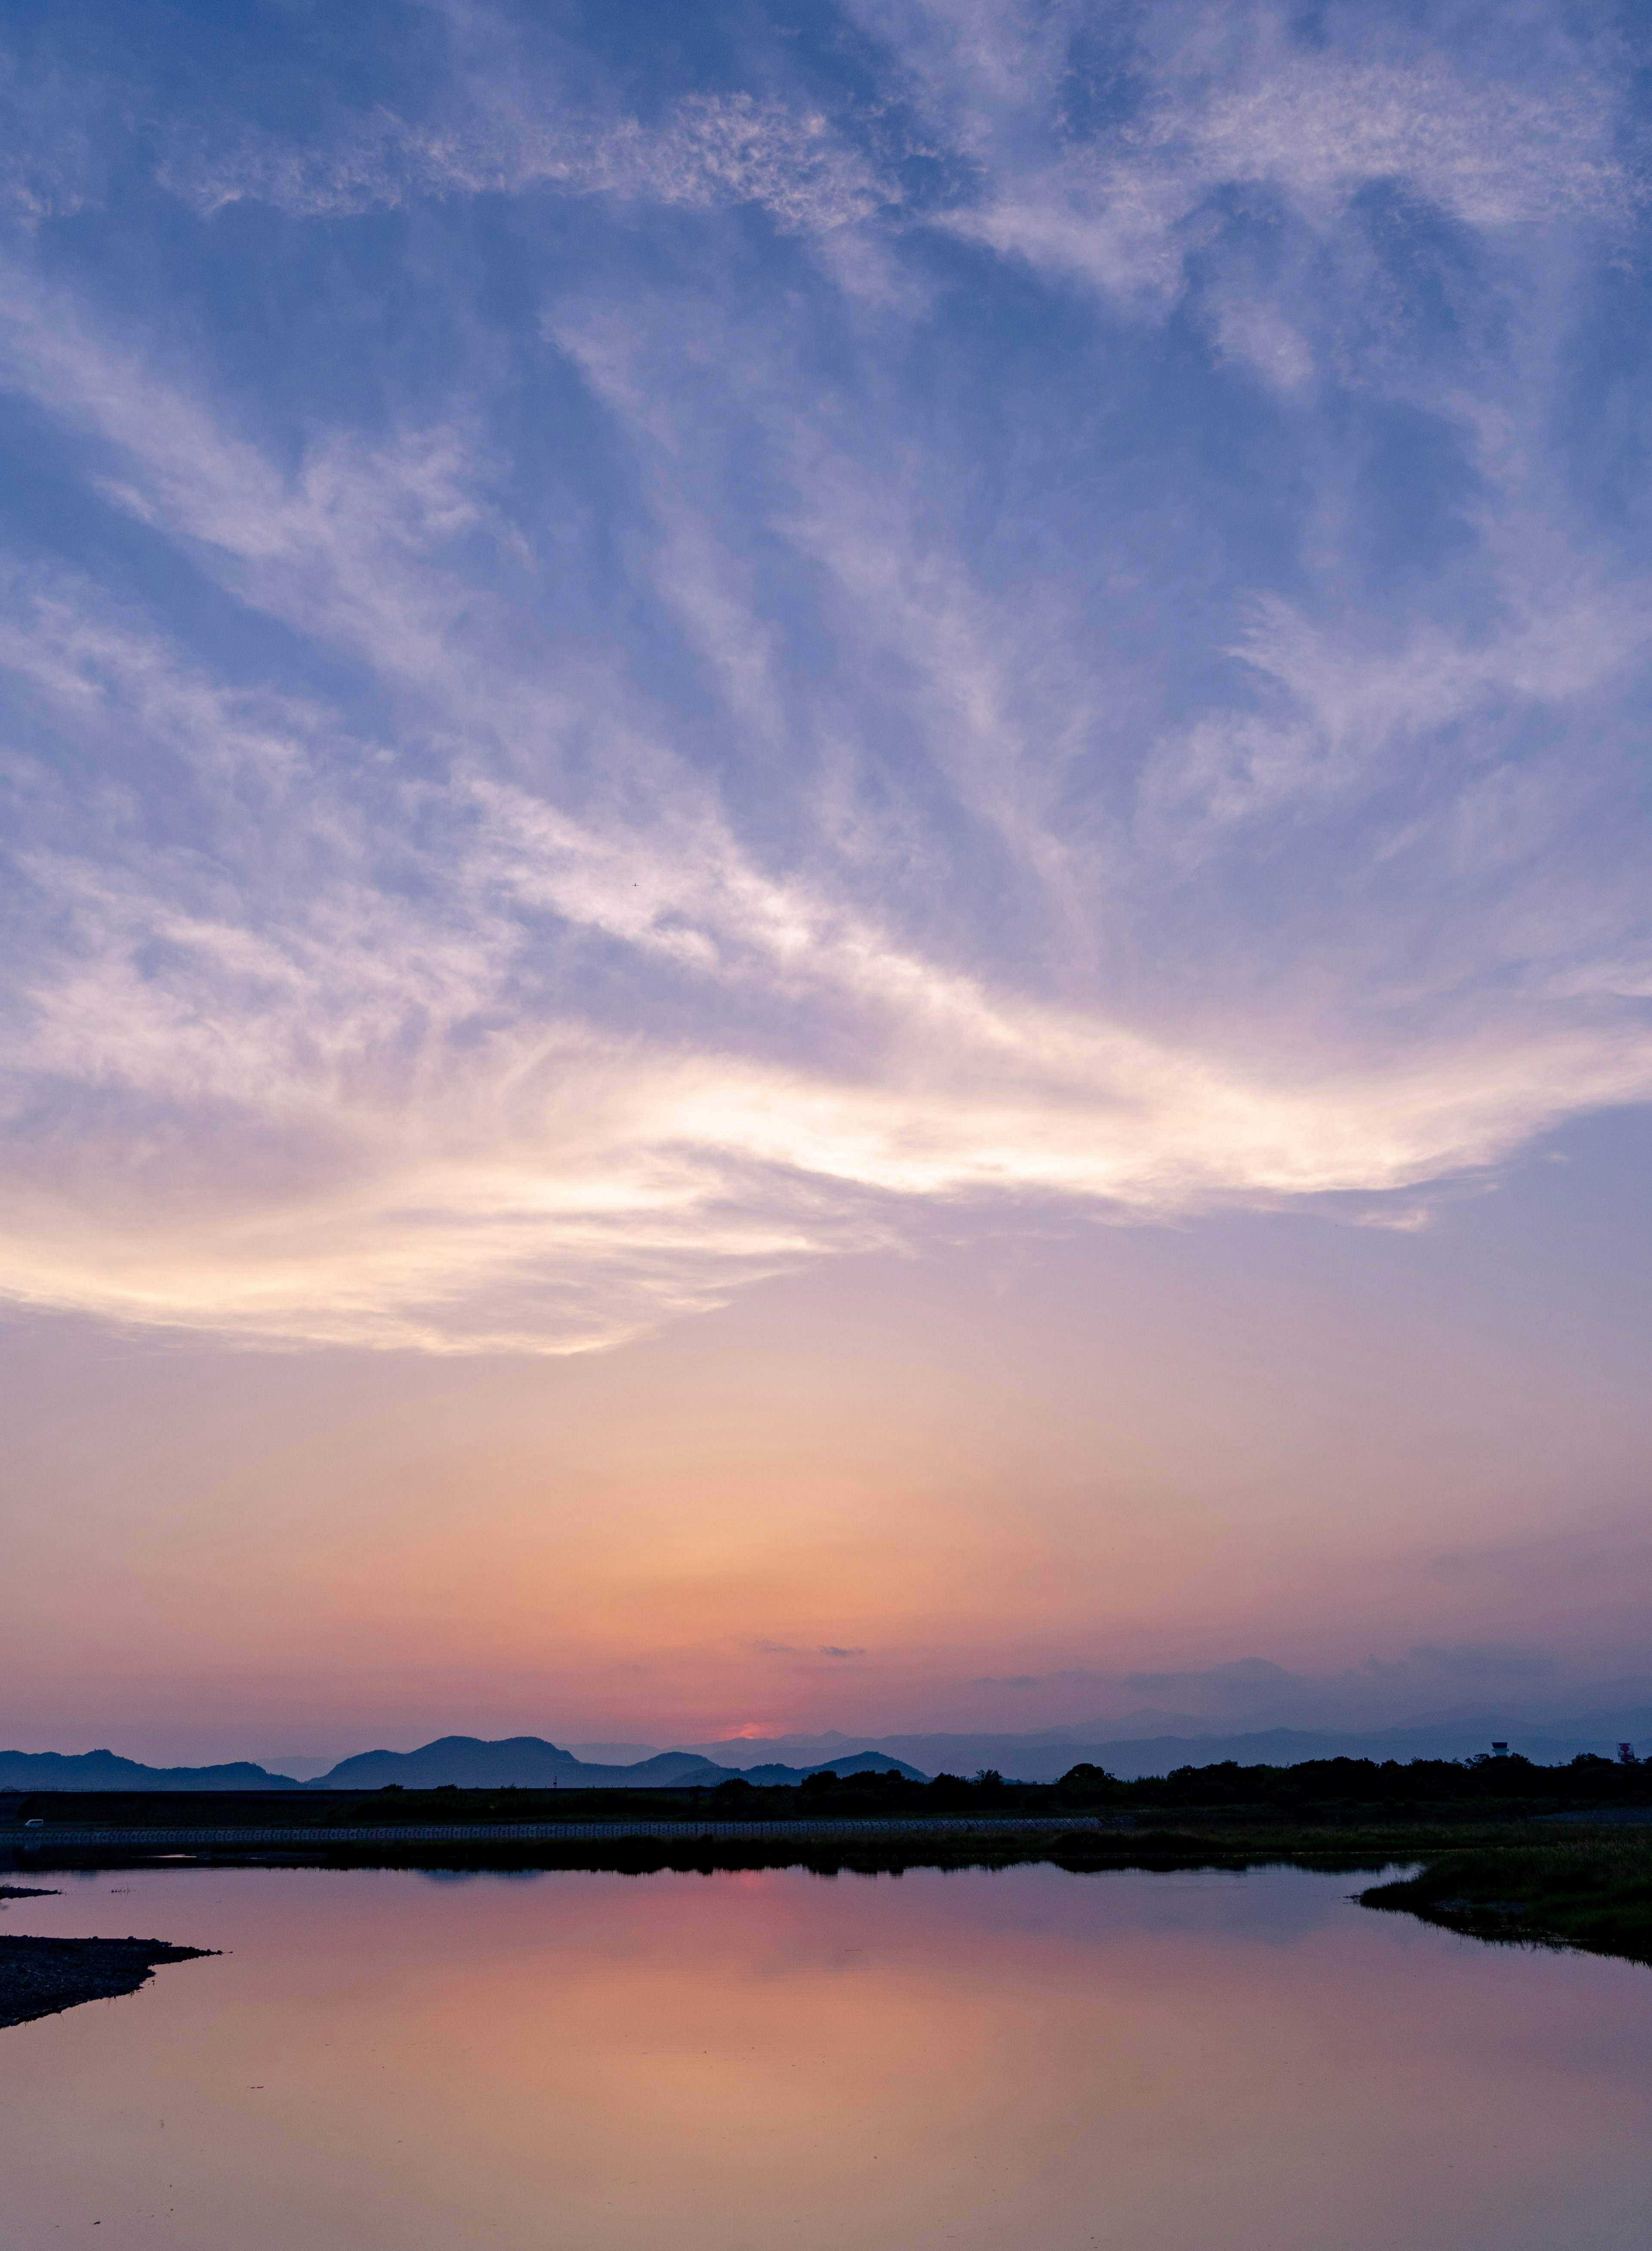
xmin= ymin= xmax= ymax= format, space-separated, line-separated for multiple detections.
xmin=4 ymin=1754 xmax=1651 ymax=2026
xmin=1359 ymin=1840 xmax=1652 ymax=1962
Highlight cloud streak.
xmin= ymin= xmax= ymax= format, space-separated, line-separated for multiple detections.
xmin=0 ymin=1 xmax=1649 ymax=1351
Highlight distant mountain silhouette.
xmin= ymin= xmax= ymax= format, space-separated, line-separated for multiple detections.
xmin=0 ymin=1748 xmax=299 ymax=1791
xmin=723 ymin=1751 xmax=927 ymax=1785
xmin=0 ymin=1735 xmax=928 ymax=1792
xmin=305 ymin=1735 xmax=926 ymax=1788
xmin=36 ymin=1714 xmax=1650 ymax=1792
xmin=308 ymin=1737 xmax=720 ymax=1789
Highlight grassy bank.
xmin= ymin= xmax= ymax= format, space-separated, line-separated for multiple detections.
xmin=1362 ymin=1837 xmax=1652 ymax=1965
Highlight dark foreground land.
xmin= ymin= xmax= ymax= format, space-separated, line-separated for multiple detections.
xmin=4 ymin=1753 xmax=1651 ymax=2023
xmin=1361 ymin=1837 xmax=1652 ymax=1963
xmin=0 ymin=1936 xmax=217 ymax=2029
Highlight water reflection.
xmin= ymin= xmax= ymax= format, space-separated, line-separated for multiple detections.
xmin=2 ymin=1862 xmax=1649 ymax=2249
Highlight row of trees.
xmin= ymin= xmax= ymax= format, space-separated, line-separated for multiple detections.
xmin=697 ymin=1748 xmax=1652 ymax=1814
xmin=1056 ymin=1750 xmax=1651 ymax=1808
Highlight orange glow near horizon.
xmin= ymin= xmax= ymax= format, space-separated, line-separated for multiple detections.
xmin=3 ymin=0 xmax=1652 ymax=1782
xmin=5 ymin=1161 xmax=1652 ymax=1764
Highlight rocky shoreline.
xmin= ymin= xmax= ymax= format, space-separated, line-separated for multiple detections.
xmin=0 ymin=1936 xmax=217 ymax=2030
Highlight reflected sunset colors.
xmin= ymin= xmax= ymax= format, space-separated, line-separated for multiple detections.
xmin=3 ymin=1864 xmax=1651 ymax=2251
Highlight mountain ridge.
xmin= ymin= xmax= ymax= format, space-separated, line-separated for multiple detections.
xmin=0 ymin=1748 xmax=304 ymax=1792
xmin=7 ymin=1710 xmax=1652 ymax=1793
xmin=0 ymin=1736 xmax=927 ymax=1793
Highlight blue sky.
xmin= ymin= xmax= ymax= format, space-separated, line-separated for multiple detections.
xmin=2 ymin=0 xmax=1651 ymax=1754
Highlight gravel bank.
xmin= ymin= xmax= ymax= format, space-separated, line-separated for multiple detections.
xmin=0 ymin=1936 xmax=216 ymax=2029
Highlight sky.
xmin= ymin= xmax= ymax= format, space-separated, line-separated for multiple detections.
xmin=2 ymin=0 xmax=1651 ymax=1765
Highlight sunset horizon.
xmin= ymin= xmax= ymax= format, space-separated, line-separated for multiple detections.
xmin=3 ymin=0 xmax=1649 ymax=1776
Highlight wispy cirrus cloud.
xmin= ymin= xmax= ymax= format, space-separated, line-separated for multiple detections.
xmin=937 ymin=53 xmax=1632 ymax=313
xmin=6 ymin=548 xmax=1647 ymax=1350
xmin=160 ymin=87 xmax=894 ymax=233
xmin=838 ymin=0 xmax=1641 ymax=489
xmin=0 ymin=0 xmax=1648 ymax=1352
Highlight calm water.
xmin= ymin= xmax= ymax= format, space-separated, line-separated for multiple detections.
xmin=2 ymin=1860 xmax=1649 ymax=2249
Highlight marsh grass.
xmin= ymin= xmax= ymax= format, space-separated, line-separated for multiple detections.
xmin=1362 ymin=1837 xmax=1652 ymax=1964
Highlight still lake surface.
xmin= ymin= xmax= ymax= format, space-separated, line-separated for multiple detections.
xmin=2 ymin=1860 xmax=1649 ymax=2249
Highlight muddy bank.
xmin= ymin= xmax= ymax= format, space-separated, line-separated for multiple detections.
xmin=0 ymin=1936 xmax=217 ymax=2029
